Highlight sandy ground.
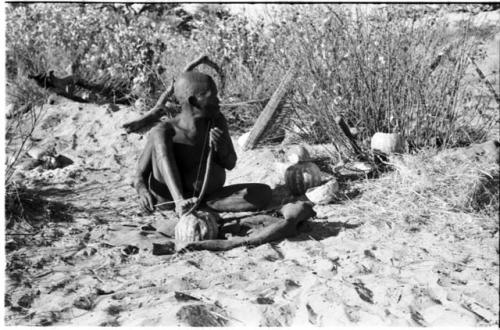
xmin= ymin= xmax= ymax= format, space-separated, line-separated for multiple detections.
xmin=4 ymin=9 xmax=500 ymax=326
xmin=4 ymin=97 xmax=499 ymax=326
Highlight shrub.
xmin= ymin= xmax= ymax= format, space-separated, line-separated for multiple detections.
xmin=5 ymin=3 xmax=498 ymax=150
xmin=5 ymin=77 xmax=48 ymax=182
xmin=264 ymin=4 xmax=498 ymax=150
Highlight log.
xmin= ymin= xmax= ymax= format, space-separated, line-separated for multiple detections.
xmin=332 ymin=116 xmax=364 ymax=161
xmin=242 ymin=67 xmax=296 ymax=150
xmin=28 ymin=71 xmax=88 ymax=103
xmin=28 ymin=71 xmax=126 ymax=104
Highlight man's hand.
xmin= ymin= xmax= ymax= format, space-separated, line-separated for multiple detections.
xmin=175 ymin=197 xmax=198 ymax=216
xmin=209 ymin=127 xmax=229 ymax=154
xmin=138 ymin=188 xmax=155 ymax=213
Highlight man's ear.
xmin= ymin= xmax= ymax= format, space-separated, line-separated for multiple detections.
xmin=188 ymin=95 xmax=199 ymax=108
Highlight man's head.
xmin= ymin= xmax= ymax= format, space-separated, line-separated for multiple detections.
xmin=174 ymin=72 xmax=219 ymax=117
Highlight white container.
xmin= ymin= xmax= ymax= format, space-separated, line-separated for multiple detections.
xmin=237 ymin=132 xmax=251 ymax=148
xmin=370 ymin=132 xmax=405 ymax=155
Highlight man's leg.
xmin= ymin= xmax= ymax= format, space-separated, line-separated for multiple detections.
xmin=205 ymin=183 xmax=272 ymax=212
xmin=177 ymin=202 xmax=316 ymax=252
xmin=147 ymin=127 xmax=185 ymax=236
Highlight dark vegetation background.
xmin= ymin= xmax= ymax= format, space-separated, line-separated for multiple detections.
xmin=6 ymin=3 xmax=499 ymax=143
xmin=5 ymin=3 xmax=499 ymax=201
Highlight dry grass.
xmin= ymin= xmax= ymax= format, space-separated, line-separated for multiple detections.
xmin=5 ymin=77 xmax=48 ymax=181
xmin=5 ymin=77 xmax=49 ymax=229
xmin=338 ymin=147 xmax=498 ymax=231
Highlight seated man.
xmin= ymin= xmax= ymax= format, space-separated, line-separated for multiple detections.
xmin=133 ymin=71 xmax=271 ymax=217
xmin=132 ymin=71 xmax=317 ymax=253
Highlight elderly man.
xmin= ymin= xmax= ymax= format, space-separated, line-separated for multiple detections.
xmin=133 ymin=71 xmax=271 ymax=216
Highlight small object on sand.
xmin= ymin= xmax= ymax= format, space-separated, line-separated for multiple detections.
xmin=6 ymin=103 xmax=14 ymax=118
xmin=346 ymin=161 xmax=374 ymax=173
xmin=17 ymin=293 xmax=35 ymax=308
xmin=121 ymin=245 xmax=139 ymax=255
xmin=286 ymin=145 xmax=311 ymax=164
xmin=73 ymin=294 xmax=96 ymax=311
xmin=106 ymin=304 xmax=123 ymax=316
xmin=256 ymin=297 xmax=274 ymax=305
xmin=47 ymin=93 xmax=58 ymax=105
xmin=461 ymin=297 xmax=496 ymax=324
xmin=6 ymin=239 xmax=18 ymax=252
xmin=175 ymin=291 xmax=201 ymax=302
xmin=371 ymin=132 xmax=405 ymax=155
xmin=96 ymin=287 xmax=115 ymax=296
xmin=40 ymin=155 xmax=59 ymax=169
xmin=237 ymin=132 xmax=251 ymax=148
xmin=175 ymin=211 xmax=219 ymax=242
xmin=105 ymin=103 xmax=120 ymax=113
xmin=141 ymin=224 xmax=156 ymax=231
xmin=305 ymin=179 xmax=339 ymax=205
xmin=176 ymin=304 xmax=228 ymax=327
xmin=285 ymin=161 xmax=322 ymax=195
xmin=353 ymin=280 xmax=374 ymax=304
xmin=152 ymin=242 xmax=176 ymax=255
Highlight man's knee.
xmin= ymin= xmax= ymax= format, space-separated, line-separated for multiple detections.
xmin=150 ymin=123 xmax=175 ymax=143
xmin=150 ymin=125 xmax=167 ymax=142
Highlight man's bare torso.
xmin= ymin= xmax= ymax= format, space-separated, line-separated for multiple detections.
xmin=153 ymin=114 xmax=226 ymax=196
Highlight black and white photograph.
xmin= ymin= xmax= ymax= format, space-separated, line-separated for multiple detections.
xmin=3 ymin=1 xmax=499 ymax=326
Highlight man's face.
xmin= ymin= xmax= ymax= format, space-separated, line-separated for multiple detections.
xmin=175 ymin=72 xmax=220 ymax=117
xmin=195 ymin=86 xmax=220 ymax=117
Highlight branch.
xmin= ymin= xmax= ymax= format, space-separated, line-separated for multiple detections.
xmin=184 ymin=54 xmax=226 ymax=92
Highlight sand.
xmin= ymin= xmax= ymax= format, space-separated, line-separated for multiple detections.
xmin=4 ymin=96 xmax=499 ymax=326
xmin=5 ymin=10 xmax=500 ymax=325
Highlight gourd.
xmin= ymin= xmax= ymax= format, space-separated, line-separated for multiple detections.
xmin=370 ymin=133 xmax=405 ymax=155
xmin=285 ymin=161 xmax=322 ymax=195
xmin=305 ymin=179 xmax=339 ymax=205
xmin=175 ymin=210 xmax=220 ymax=242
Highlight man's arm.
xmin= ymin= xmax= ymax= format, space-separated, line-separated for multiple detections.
xmin=134 ymin=139 xmax=154 ymax=212
xmin=149 ymin=123 xmax=185 ymax=202
xmin=211 ymin=113 xmax=237 ymax=170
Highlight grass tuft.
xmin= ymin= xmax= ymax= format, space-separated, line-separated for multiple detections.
xmin=337 ymin=147 xmax=499 ymax=232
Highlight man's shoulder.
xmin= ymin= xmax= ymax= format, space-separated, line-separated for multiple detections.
xmin=152 ymin=119 xmax=178 ymax=135
xmin=212 ymin=111 xmax=228 ymax=126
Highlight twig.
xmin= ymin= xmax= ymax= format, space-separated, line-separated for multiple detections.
xmin=34 ymin=270 xmax=53 ymax=278
xmin=88 ymin=269 xmax=104 ymax=283
xmin=220 ymin=98 xmax=269 ymax=107
xmin=6 ymin=232 xmax=36 ymax=236
xmin=209 ymin=310 xmax=244 ymax=325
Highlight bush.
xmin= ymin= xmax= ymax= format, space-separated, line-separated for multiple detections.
xmin=5 ymin=77 xmax=48 ymax=182
xmin=6 ymin=3 xmax=498 ymax=149
xmin=263 ymin=4 xmax=498 ymax=150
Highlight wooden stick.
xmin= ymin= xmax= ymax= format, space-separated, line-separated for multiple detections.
xmin=469 ymin=56 xmax=500 ymax=107
xmin=242 ymin=67 xmax=296 ymax=150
